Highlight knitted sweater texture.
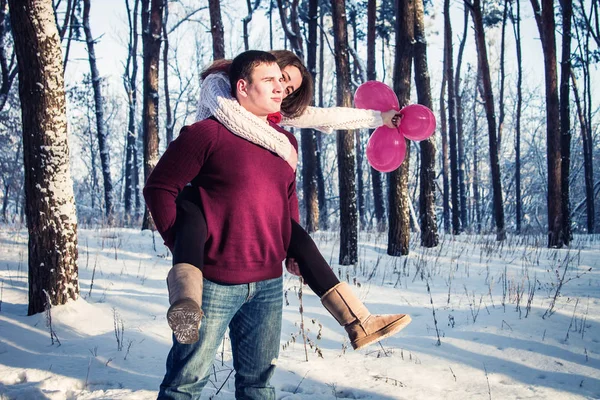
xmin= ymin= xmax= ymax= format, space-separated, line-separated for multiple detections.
xmin=195 ymin=72 xmax=384 ymax=162
xmin=143 ymin=118 xmax=299 ymax=284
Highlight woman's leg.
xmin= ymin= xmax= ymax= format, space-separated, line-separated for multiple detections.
xmin=173 ymin=186 xmax=207 ymax=268
xmin=166 ymin=186 xmax=208 ymax=345
xmin=286 ymin=219 xmax=339 ymax=297
xmin=286 ymin=219 xmax=411 ymax=350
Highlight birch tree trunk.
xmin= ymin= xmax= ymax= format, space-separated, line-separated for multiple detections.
xmin=9 ymin=0 xmax=79 ymax=315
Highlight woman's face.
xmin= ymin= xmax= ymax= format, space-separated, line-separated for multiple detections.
xmin=280 ymin=65 xmax=303 ymax=99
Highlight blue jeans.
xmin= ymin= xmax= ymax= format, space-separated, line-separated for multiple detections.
xmin=158 ymin=276 xmax=283 ymax=400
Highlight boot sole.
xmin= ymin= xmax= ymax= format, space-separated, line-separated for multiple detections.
xmin=167 ymin=300 xmax=203 ymax=345
xmin=352 ymin=314 xmax=412 ymax=350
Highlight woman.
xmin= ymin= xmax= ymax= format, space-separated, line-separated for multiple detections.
xmin=166 ymin=50 xmax=411 ymax=350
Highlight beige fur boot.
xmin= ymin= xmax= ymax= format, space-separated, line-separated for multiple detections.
xmin=320 ymin=282 xmax=411 ymax=350
xmin=166 ymin=263 xmax=204 ymax=344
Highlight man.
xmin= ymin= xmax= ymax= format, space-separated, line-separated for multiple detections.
xmin=144 ymin=50 xmax=298 ymax=399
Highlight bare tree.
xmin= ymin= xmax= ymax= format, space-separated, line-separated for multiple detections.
xmin=560 ymin=0 xmax=573 ymax=244
xmin=300 ymin=0 xmax=320 ymax=232
xmin=82 ymin=0 xmax=114 ymax=221
xmin=162 ymin=0 xmax=174 ymax=145
xmin=440 ymin=60 xmax=450 ymax=232
xmin=331 ymin=0 xmax=358 ymax=264
xmin=141 ymin=0 xmax=163 ymax=231
xmin=445 ymin=0 xmax=460 ymax=235
xmin=530 ymin=0 xmax=563 ymax=247
xmin=367 ymin=0 xmax=386 ymax=232
xmin=208 ymin=0 xmax=224 ymax=59
xmin=573 ymin=0 xmax=596 ymax=233
xmin=277 ymin=0 xmax=304 ymax=59
xmin=243 ymin=0 xmax=260 ymax=51
xmin=510 ymin=0 xmax=524 ymax=233
xmin=455 ymin=4 xmax=469 ymax=231
xmin=466 ymin=0 xmax=506 ymax=241
xmin=388 ymin=0 xmax=414 ymax=256
xmin=317 ymin=5 xmax=328 ymax=230
xmin=0 ymin=0 xmax=17 ymax=112
xmin=9 ymin=0 xmax=79 ymax=314
xmin=52 ymin=0 xmax=77 ymax=70
xmin=414 ymin=0 xmax=438 ymax=247
xmin=472 ymin=67 xmax=482 ymax=233
xmin=570 ymin=72 xmax=595 ymax=233
xmin=124 ymin=0 xmax=140 ymax=219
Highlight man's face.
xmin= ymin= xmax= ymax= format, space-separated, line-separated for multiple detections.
xmin=236 ymin=62 xmax=284 ymax=119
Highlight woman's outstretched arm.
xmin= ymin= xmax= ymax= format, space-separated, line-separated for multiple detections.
xmin=281 ymin=106 xmax=399 ymax=133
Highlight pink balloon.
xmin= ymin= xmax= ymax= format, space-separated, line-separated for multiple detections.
xmin=399 ymin=104 xmax=436 ymax=141
xmin=354 ymin=81 xmax=399 ymax=112
xmin=366 ymin=126 xmax=407 ymax=173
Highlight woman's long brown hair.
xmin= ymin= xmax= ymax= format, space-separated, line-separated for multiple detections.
xmin=200 ymin=50 xmax=314 ymax=118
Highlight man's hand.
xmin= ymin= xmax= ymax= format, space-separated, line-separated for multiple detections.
xmin=381 ymin=109 xmax=402 ymax=129
xmin=285 ymin=257 xmax=301 ymax=276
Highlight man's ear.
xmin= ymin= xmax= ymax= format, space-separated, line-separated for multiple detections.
xmin=236 ymin=79 xmax=249 ymax=98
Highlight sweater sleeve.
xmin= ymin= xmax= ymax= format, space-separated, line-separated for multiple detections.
xmin=280 ymin=106 xmax=384 ymax=133
xmin=143 ymin=124 xmax=218 ymax=249
xmin=196 ymin=73 xmax=296 ymax=164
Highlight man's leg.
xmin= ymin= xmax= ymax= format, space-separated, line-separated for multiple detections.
xmin=159 ymin=279 xmax=246 ymax=399
xmin=228 ymin=276 xmax=283 ymax=400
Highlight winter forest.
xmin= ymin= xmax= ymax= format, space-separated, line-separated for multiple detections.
xmin=1 ymin=0 xmax=600 ymax=399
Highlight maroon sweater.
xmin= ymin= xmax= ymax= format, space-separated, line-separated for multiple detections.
xmin=143 ymin=117 xmax=299 ymax=284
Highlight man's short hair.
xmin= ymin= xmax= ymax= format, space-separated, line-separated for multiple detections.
xmin=229 ymin=50 xmax=278 ymax=97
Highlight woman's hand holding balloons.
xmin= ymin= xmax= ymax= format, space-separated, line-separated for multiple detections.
xmin=354 ymin=81 xmax=436 ymax=172
xmin=381 ymin=109 xmax=403 ymax=129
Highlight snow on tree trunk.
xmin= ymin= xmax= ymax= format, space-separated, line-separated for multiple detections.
xmin=9 ymin=0 xmax=79 ymax=315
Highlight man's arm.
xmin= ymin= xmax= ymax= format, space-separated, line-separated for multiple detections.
xmin=143 ymin=123 xmax=217 ymax=249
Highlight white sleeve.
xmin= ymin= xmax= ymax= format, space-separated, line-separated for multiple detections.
xmin=280 ymin=106 xmax=384 ymax=133
xmin=195 ymin=73 xmax=295 ymax=162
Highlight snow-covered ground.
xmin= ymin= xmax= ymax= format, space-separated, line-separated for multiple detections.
xmin=0 ymin=226 xmax=598 ymax=399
